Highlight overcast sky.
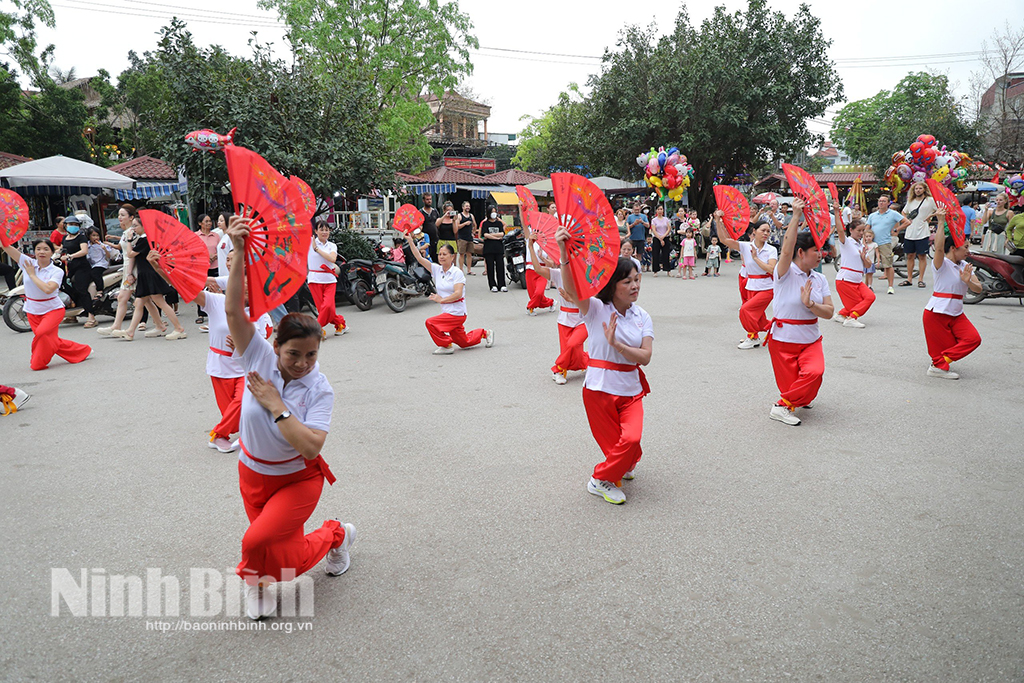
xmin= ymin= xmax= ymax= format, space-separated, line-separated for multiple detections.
xmin=30 ymin=0 xmax=1018 ymax=147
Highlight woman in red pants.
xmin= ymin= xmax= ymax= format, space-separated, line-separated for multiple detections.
xmin=2 ymin=240 xmax=91 ymax=370
xmin=306 ymin=220 xmax=347 ymax=336
xmin=555 ymin=227 xmax=653 ymax=506
xmin=766 ymin=199 xmax=834 ymax=426
xmin=716 ymin=214 xmax=777 ymax=349
xmin=923 ymin=207 xmax=982 ymax=380
xmin=403 ymin=231 xmax=494 ymax=354
xmin=527 ymin=232 xmax=588 ymax=385
xmin=523 ymin=203 xmax=556 ymax=315
xmin=223 ymin=216 xmax=355 ymax=621
xmin=830 ymin=202 xmax=875 ymax=328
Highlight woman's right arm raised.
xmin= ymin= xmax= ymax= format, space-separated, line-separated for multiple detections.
xmin=224 ymin=216 xmax=255 ymax=356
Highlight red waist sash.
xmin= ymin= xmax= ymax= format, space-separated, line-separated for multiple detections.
xmin=239 ymin=439 xmax=336 ymax=485
xmin=209 ymin=346 xmax=232 ymax=357
xmin=932 ymin=292 xmax=963 ymax=300
xmin=560 ymin=306 xmax=579 ymax=313
xmin=747 ymin=273 xmax=772 ymax=279
xmin=840 ymin=266 xmax=863 ymax=274
xmin=587 ymin=358 xmax=651 ymax=396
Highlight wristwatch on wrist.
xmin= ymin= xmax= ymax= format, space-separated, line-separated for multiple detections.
xmin=274 ymin=410 xmax=291 ymax=423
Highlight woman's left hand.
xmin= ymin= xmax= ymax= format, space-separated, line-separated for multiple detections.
xmin=960 ymin=263 xmax=974 ymax=284
xmin=246 ymin=371 xmax=285 ymax=414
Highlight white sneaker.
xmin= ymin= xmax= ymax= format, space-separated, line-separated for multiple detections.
xmin=491 ymin=287 xmax=498 ymax=292
xmin=245 ymin=583 xmax=276 ymax=620
xmin=500 ymin=286 xmax=507 ymax=292
xmin=843 ymin=317 xmax=865 ymax=328
xmin=552 ymin=371 xmax=567 ymax=385
xmin=165 ymin=330 xmax=187 ymax=340
xmin=737 ymin=337 xmax=760 ymax=349
xmin=769 ymin=405 xmax=801 ymax=426
xmin=622 ymin=469 xmax=635 ymax=481
xmin=2 ymin=387 xmax=30 ymax=414
xmin=199 ymin=324 xmax=209 ymax=333
xmin=335 ymin=324 xmax=347 ymax=336
xmin=325 ymin=523 xmax=356 ymax=576
xmin=927 ymin=365 xmax=960 ymax=380
xmin=832 ymin=314 xmax=847 ymax=323
xmin=587 ymin=477 xmax=626 ymax=504
xmin=527 ymin=308 xmax=537 ymax=316
xmin=144 ymin=326 xmax=167 ymax=338
xmin=484 ymin=330 xmax=494 ymax=348
xmin=209 ymin=436 xmax=237 ymax=453
xmin=887 ymin=287 xmax=894 ymax=295
xmin=432 ymin=345 xmax=454 ymax=355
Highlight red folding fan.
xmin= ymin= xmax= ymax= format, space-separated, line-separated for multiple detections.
xmin=712 ymin=186 xmax=750 ymax=241
xmin=225 ymin=145 xmax=311 ymax=321
xmin=926 ymin=179 xmax=966 ymax=248
xmin=139 ymin=210 xmax=209 ymax=302
xmin=0 ymin=189 xmax=29 ymax=248
xmin=393 ymin=203 xmax=424 ymax=234
xmin=550 ymin=173 xmax=620 ymax=300
xmin=782 ymin=163 xmax=831 ymax=249
xmin=516 ymin=185 xmax=539 ymax=231
xmin=290 ymin=175 xmax=316 ymax=221
xmin=526 ymin=210 xmax=559 ymax=258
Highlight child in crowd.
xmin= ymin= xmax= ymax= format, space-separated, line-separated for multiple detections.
xmin=642 ymin=236 xmax=653 ymax=272
xmin=677 ymin=228 xmax=697 ymax=279
xmin=86 ymin=227 xmax=117 ymax=299
xmin=863 ymin=229 xmax=878 ymax=290
xmin=620 ymin=240 xmax=642 ymax=274
xmin=704 ymin=236 xmax=722 ymax=277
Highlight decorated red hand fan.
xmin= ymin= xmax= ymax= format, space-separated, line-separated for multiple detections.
xmin=550 ymin=173 xmax=620 ymax=300
xmin=0 ymin=189 xmax=29 ymax=248
xmin=139 ymin=209 xmax=209 ymax=302
xmin=926 ymin=179 xmax=966 ymax=248
xmin=525 ymin=210 xmax=559 ymax=257
xmin=516 ymin=185 xmax=539 ymax=231
xmin=712 ymin=186 xmax=750 ymax=241
xmin=393 ymin=203 xmax=424 ymax=234
xmin=782 ymin=163 xmax=831 ymax=249
xmin=827 ymin=182 xmax=844 ymax=230
xmin=289 ymin=176 xmax=316 ymax=221
xmin=225 ymin=145 xmax=311 ymax=322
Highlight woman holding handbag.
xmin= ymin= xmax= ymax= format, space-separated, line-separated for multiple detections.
xmin=899 ymin=182 xmax=937 ymax=288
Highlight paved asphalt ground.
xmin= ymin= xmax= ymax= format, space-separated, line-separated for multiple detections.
xmin=2 ymin=262 xmax=1022 ymax=682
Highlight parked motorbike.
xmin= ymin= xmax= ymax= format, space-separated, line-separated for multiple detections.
xmin=3 ymin=263 xmax=124 ymax=333
xmin=503 ymin=228 xmax=527 ymax=290
xmin=963 ymin=250 xmax=1024 ymax=305
xmin=334 ymin=255 xmax=380 ymax=311
xmin=380 ymin=241 xmax=436 ymax=313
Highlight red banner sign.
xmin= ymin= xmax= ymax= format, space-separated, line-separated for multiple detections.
xmin=443 ymin=157 xmax=496 ymax=171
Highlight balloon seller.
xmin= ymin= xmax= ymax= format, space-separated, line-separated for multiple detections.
xmin=714 ymin=213 xmax=778 ymax=349
xmin=830 ymin=202 xmax=876 ymax=328
xmin=526 ymin=231 xmax=588 ymax=385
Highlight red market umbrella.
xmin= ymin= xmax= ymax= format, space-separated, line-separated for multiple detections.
xmin=752 ymin=192 xmax=781 ymax=205
xmin=516 ymin=185 xmax=539 ymax=230
xmin=0 ymin=188 xmax=29 ymax=248
xmin=782 ymin=164 xmax=831 ymax=249
xmin=139 ymin=209 xmax=209 ymax=302
xmin=289 ymin=176 xmax=316 ymax=221
xmin=225 ymin=145 xmax=311 ymax=322
xmin=393 ymin=203 xmax=424 ymax=235
xmin=550 ymin=173 xmax=619 ymax=300
xmin=712 ymin=186 xmax=750 ymax=241
xmin=927 ymin=179 xmax=966 ymax=248
xmin=526 ymin=210 xmax=559 ymax=257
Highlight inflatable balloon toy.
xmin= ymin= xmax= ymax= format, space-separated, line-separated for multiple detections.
xmin=638 ymin=145 xmax=693 ymax=202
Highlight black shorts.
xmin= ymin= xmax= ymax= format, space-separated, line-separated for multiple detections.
xmin=903 ymin=237 xmax=929 ymax=255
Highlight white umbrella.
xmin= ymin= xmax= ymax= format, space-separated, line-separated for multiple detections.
xmin=0 ymin=155 xmax=135 ymax=194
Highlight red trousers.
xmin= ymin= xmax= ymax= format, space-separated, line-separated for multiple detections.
xmin=211 ymin=376 xmax=244 ymax=439
xmin=768 ymin=337 xmax=824 ymax=408
xmin=922 ymin=309 xmax=981 ymax=370
xmin=739 ymin=289 xmax=773 ymax=337
xmin=835 ymin=280 xmax=876 ymax=319
xmin=525 ymin=269 xmax=554 ymax=311
xmin=583 ymin=388 xmax=644 ymax=483
xmin=739 ymin=274 xmax=751 ymax=303
xmin=309 ymin=282 xmax=346 ymax=331
xmin=236 ymin=460 xmax=345 ymax=584
xmin=551 ymin=323 xmax=588 ymax=374
xmin=425 ymin=313 xmax=484 ymax=348
xmin=27 ymin=308 xmax=91 ymax=371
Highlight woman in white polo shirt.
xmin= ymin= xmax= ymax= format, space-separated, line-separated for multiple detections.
xmin=830 ymin=202 xmax=876 ymax=328
xmin=402 ymin=232 xmax=494 ymax=354
xmin=922 ymin=207 xmax=983 ymax=380
xmin=307 ymin=220 xmax=347 ymax=337
xmin=2 ymin=240 xmax=92 ymax=370
xmin=555 ymin=227 xmax=653 ymax=506
xmin=527 ymin=232 xmax=588 ymax=385
xmin=222 ymin=216 xmax=355 ymax=621
xmin=765 ymin=199 xmax=834 ymax=427
xmin=715 ymin=215 xmax=778 ymax=349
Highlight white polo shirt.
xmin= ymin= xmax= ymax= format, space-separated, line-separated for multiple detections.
xmin=203 ymin=292 xmax=273 ymax=378
xmin=307 ymin=239 xmax=338 ymax=284
xmin=19 ymin=254 xmax=64 ymax=315
xmin=770 ymin=264 xmax=830 ymax=345
xmin=216 ymin=233 xmax=234 ymax=277
xmin=738 ymin=241 xmax=777 ymax=291
xmin=926 ymin=259 xmax=968 ymax=317
xmin=549 ymin=269 xmax=583 ymax=328
xmin=212 ymin=277 xmax=274 ymax=335
xmin=836 ymin=237 xmax=865 ymax=284
xmin=431 ymin=263 xmax=467 ymax=316
xmin=525 ymin=242 xmax=549 ymax=271
xmin=237 ymin=333 xmax=334 ymax=476
xmin=583 ymin=297 xmax=653 ymax=397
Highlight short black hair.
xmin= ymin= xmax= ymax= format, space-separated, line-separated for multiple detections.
xmin=791 ymin=232 xmax=816 ymax=257
xmin=596 ymin=257 xmax=638 ymax=304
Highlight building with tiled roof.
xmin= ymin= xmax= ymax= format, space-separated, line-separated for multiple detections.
xmin=482 ymin=169 xmax=545 ymax=185
xmin=0 ymin=151 xmax=31 ymax=171
xmin=109 ymin=155 xmax=177 ymax=181
xmin=414 ymin=166 xmax=493 ymax=185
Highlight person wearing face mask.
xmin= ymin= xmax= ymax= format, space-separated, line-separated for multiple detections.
xmin=479 ymin=206 xmax=507 ymax=292
xmin=58 ymin=215 xmax=99 ymax=328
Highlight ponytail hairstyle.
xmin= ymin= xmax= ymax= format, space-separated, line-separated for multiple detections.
xmin=845 ymin=216 xmax=864 ymax=236
xmin=596 ymin=257 xmax=639 ymax=304
xmin=276 ymin=312 xmax=321 ymax=346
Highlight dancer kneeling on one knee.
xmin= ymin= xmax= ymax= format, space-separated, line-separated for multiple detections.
xmin=923 ymin=207 xmax=982 ymax=380
xmin=223 ymin=216 xmax=355 ymax=621
xmin=715 ymin=213 xmax=777 ymax=349
xmin=831 ymin=200 xmax=875 ymax=328
xmin=404 ymin=232 xmax=493 ymax=354
xmin=555 ymin=227 xmax=653 ymax=506
xmin=767 ymin=198 xmax=834 ymax=427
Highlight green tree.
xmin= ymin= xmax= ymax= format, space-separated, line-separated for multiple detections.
xmin=258 ymin=0 xmax=478 ymax=171
xmin=0 ymin=62 xmax=90 ymax=160
xmin=0 ymin=0 xmax=54 ymax=80
xmin=830 ymin=72 xmax=979 ymax=180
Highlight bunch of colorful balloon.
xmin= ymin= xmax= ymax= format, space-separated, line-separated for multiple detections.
xmin=883 ymin=134 xmax=973 ymax=198
xmin=1003 ymin=174 xmax=1024 ymax=208
xmin=636 ymin=146 xmax=693 ymax=202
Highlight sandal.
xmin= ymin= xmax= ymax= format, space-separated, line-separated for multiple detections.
xmin=918 ymin=281 xmax=926 ymax=288
xmin=898 ymin=280 xmax=913 ymax=287
xmin=83 ymin=320 xmax=98 ymax=329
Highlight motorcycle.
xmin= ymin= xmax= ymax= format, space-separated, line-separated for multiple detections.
xmin=334 ymin=254 xmax=380 ymax=311
xmin=3 ymin=263 xmax=124 ymax=333
xmin=380 ymin=241 xmax=436 ymax=313
xmin=963 ymin=250 xmax=1024 ymax=305
xmin=503 ymin=228 xmax=527 ymax=290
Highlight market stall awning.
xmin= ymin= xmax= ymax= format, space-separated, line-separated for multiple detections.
xmin=115 ymin=182 xmax=183 ymax=201
xmin=490 ymin=191 xmax=519 ymax=205
xmin=0 ymin=154 xmax=135 ymax=195
xmin=456 ymin=184 xmax=513 ymax=199
xmin=405 ymin=182 xmax=456 ymax=195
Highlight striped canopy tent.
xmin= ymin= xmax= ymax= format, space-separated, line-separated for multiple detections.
xmin=109 ymin=156 xmax=182 ymax=200
xmin=397 ymin=172 xmax=455 ymax=196
xmin=0 ymin=154 xmax=135 ymax=196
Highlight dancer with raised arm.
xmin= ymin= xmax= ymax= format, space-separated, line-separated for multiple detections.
xmin=765 ymin=199 xmax=834 ymax=426
xmin=715 ymin=214 xmax=777 ymax=349
xmin=831 ymin=201 xmax=875 ymax=328
xmin=527 ymin=231 xmax=587 ymax=385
